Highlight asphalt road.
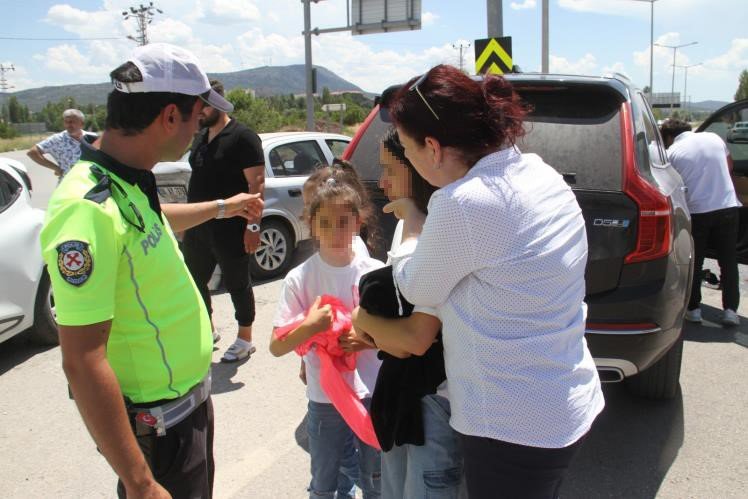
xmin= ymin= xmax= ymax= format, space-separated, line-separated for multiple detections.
xmin=1 ymin=151 xmax=746 ymax=498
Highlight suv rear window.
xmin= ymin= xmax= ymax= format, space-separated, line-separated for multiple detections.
xmin=515 ymin=86 xmax=623 ymax=190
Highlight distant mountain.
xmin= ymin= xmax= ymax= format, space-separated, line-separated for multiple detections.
xmin=688 ymin=100 xmax=731 ymax=113
xmin=0 ymin=65 xmax=367 ymax=112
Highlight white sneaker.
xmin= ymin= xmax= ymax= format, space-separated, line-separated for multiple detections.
xmin=221 ymin=340 xmax=257 ymax=363
xmin=722 ymin=309 xmax=740 ymax=327
xmin=684 ymin=308 xmax=702 ymax=323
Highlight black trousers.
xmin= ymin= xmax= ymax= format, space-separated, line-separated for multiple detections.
xmin=183 ymin=223 xmax=256 ymax=326
xmin=458 ymin=432 xmax=585 ymax=499
xmin=689 ymin=207 xmax=740 ymax=311
xmin=118 ymin=398 xmax=215 ymax=498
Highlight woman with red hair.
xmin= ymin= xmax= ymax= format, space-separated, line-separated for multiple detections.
xmin=377 ymin=65 xmax=604 ymax=498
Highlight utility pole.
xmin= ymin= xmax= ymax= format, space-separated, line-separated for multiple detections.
xmin=452 ymin=41 xmax=471 ymax=73
xmin=122 ymin=2 xmax=163 ymax=46
xmin=0 ymin=64 xmax=15 ymax=93
xmin=674 ymin=63 xmax=702 ymax=119
xmin=541 ymin=0 xmax=549 ymax=73
xmin=487 ymin=0 xmax=503 ymax=37
xmin=655 ymin=41 xmax=697 ymax=112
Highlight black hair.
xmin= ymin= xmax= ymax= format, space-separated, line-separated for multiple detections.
xmin=381 ymin=127 xmax=437 ymax=214
xmin=659 ymin=118 xmax=692 ymax=144
xmin=105 ymin=62 xmax=198 ymax=136
xmin=209 ymin=79 xmax=225 ymax=97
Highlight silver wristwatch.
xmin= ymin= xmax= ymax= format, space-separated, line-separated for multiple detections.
xmin=246 ymin=223 xmax=260 ymax=233
xmin=215 ymin=199 xmax=226 ymax=219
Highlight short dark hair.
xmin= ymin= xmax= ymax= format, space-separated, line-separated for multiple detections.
xmin=381 ymin=127 xmax=437 ymax=214
xmin=209 ymin=79 xmax=225 ymax=97
xmin=105 ymin=61 xmax=198 ymax=136
xmin=390 ymin=65 xmax=528 ymax=167
xmin=659 ymin=118 xmax=692 ymax=144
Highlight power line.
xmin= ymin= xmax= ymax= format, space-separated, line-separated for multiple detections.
xmin=0 ymin=36 xmax=124 ymax=41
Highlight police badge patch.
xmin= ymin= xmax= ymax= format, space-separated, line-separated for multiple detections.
xmin=56 ymin=240 xmax=93 ymax=286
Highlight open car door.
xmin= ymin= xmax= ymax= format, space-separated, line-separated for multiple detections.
xmin=696 ymin=99 xmax=748 ymax=264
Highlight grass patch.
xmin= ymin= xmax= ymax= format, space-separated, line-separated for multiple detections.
xmin=0 ymin=134 xmax=49 ymax=153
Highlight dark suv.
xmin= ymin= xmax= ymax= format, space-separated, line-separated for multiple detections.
xmin=343 ymin=73 xmax=693 ymax=400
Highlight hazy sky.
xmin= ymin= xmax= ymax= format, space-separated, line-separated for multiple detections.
xmin=1 ymin=0 xmax=746 ymax=102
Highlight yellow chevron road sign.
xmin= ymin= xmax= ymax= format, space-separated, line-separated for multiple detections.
xmin=474 ymin=37 xmax=513 ymax=75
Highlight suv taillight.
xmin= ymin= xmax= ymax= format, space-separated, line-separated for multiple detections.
xmin=620 ymin=102 xmax=673 ymax=264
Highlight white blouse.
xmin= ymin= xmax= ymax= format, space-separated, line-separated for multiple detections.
xmin=391 ymin=147 xmax=604 ymax=448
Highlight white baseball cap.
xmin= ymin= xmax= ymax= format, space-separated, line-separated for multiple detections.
xmin=112 ymin=43 xmax=234 ymax=113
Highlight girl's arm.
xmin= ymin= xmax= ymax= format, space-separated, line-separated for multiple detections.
xmin=269 ymin=296 xmax=332 ymax=357
xmin=352 ymin=307 xmax=442 ymax=357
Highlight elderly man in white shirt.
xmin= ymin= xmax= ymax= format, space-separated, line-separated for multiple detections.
xmin=27 ymin=109 xmax=96 ymax=179
xmin=385 ymin=65 xmax=604 ymax=499
xmin=660 ymin=118 xmax=741 ymax=326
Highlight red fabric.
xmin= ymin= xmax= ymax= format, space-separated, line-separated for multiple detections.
xmin=274 ymin=295 xmax=381 ymax=450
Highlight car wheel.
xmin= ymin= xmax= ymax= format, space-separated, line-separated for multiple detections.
xmin=625 ymin=335 xmax=683 ymax=400
xmin=30 ymin=268 xmax=59 ymax=346
xmin=249 ymin=219 xmax=294 ymax=281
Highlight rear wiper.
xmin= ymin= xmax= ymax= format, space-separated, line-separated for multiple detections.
xmin=560 ymin=172 xmax=577 ymax=184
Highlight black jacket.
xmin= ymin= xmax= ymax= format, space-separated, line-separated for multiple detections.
xmin=358 ymin=265 xmax=446 ymax=452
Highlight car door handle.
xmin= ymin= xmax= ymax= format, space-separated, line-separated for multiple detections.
xmin=681 ymin=186 xmax=688 ymax=193
xmin=288 ymin=188 xmax=302 ymax=197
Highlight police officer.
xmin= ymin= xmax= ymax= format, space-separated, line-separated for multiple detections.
xmin=40 ymin=44 xmax=263 ymax=498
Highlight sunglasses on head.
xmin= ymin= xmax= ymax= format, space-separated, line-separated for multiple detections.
xmin=409 ymin=72 xmax=440 ymax=121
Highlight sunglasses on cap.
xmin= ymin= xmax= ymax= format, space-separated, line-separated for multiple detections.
xmin=408 ymin=72 xmax=440 ymax=121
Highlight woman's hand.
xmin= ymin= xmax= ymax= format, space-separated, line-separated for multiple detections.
xmin=384 ymin=198 xmax=426 ymax=238
xmin=383 ymin=197 xmax=422 ymax=222
xmin=339 ymin=326 xmax=376 ymax=352
xmin=301 ymin=296 xmax=333 ymax=333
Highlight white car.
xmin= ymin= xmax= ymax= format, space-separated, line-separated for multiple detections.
xmin=0 ymin=158 xmax=57 ymax=345
xmin=154 ymin=131 xmax=351 ymax=280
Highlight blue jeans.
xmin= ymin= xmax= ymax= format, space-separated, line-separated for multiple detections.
xmin=307 ymin=399 xmax=381 ymax=498
xmin=381 ymin=395 xmax=464 ymax=499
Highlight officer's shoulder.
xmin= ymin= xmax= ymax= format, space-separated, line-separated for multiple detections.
xmin=47 ymin=163 xmax=116 ymax=214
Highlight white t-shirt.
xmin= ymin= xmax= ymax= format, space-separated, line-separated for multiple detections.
xmin=273 ymin=251 xmax=384 ymax=403
xmin=667 ymin=131 xmax=740 ymax=214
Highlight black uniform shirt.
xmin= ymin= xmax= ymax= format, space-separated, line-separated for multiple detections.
xmin=187 ymin=119 xmax=264 ymax=254
xmin=187 ymin=119 xmax=263 ymax=203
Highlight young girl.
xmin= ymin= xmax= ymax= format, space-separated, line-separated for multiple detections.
xmin=270 ymin=162 xmax=383 ymax=499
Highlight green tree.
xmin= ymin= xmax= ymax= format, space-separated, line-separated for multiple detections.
xmin=0 ymin=121 xmax=17 ymax=139
xmin=227 ymin=88 xmax=284 ymax=132
xmin=736 ymin=69 xmax=748 ymax=101
xmin=7 ymin=96 xmax=27 ymax=123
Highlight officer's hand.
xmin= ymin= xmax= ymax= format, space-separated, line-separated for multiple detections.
xmin=244 ymin=228 xmax=260 ymax=254
xmin=302 ymin=296 xmax=333 ymax=333
xmin=127 ymin=480 xmax=171 ymax=499
xmin=224 ymin=193 xmax=264 ymax=220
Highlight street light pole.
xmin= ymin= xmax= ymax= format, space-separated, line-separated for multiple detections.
xmin=674 ymin=63 xmax=702 ymax=119
xmin=541 ymin=0 xmax=549 ymax=73
xmin=655 ymin=41 xmax=697 ymax=112
xmin=630 ymin=0 xmax=658 ymax=97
